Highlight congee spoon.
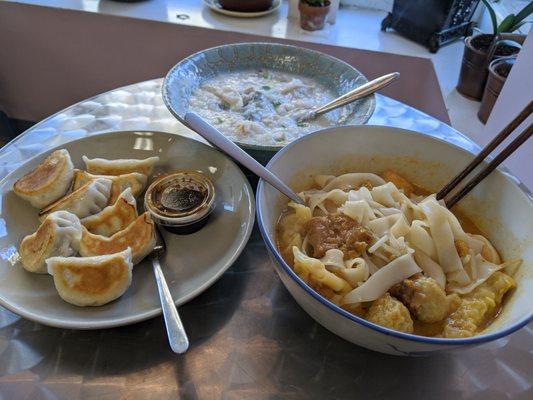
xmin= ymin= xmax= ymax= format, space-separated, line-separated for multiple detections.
xmin=297 ymin=72 xmax=400 ymax=122
xmin=184 ymin=112 xmax=305 ymax=205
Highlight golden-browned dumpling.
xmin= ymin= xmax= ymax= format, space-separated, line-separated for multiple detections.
xmin=390 ymin=276 xmax=449 ymax=323
xmin=39 ymin=178 xmax=112 ymax=221
xmin=71 ymin=170 xmax=147 ymax=204
xmin=444 ymin=271 xmax=515 ymax=338
xmin=79 ymin=212 xmax=156 ymax=264
xmin=13 ymin=149 xmax=74 ymax=208
xmin=46 ymin=248 xmax=133 ymax=306
xmin=19 ymin=211 xmax=82 ymax=274
xmin=366 ymin=293 xmax=414 ymax=333
xmin=82 ymin=155 xmax=159 ymax=176
xmin=81 ymin=188 xmax=138 ymax=237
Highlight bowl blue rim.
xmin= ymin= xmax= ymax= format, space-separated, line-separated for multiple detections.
xmin=162 ymin=42 xmax=376 ymax=152
xmin=256 ymin=125 xmax=533 ymax=346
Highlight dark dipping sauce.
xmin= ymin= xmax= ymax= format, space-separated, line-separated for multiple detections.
xmin=145 ymin=171 xmax=215 ymax=235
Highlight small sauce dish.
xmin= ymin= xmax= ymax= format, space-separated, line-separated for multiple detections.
xmin=144 ymin=170 xmax=215 ymax=234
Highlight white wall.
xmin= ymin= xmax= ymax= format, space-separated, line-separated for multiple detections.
xmin=482 ymin=32 xmax=532 ymax=190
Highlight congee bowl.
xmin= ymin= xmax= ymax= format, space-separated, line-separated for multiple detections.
xmin=256 ymin=125 xmax=532 ymax=356
xmin=162 ymin=42 xmax=375 ymax=164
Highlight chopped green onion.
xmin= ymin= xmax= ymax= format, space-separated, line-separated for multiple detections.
xmin=297 ymin=122 xmax=308 ymax=127
xmin=272 ymin=101 xmax=281 ymax=108
xmin=216 ymin=117 xmax=223 ymax=124
xmin=262 ymin=85 xmax=271 ymax=90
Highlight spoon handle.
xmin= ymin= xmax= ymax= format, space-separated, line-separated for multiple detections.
xmin=184 ymin=112 xmax=304 ymax=205
xmin=152 ymin=258 xmax=189 ymax=354
xmin=308 ymin=72 xmax=400 ymax=120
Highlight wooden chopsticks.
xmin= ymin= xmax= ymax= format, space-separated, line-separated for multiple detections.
xmin=437 ymin=101 xmax=533 ymax=208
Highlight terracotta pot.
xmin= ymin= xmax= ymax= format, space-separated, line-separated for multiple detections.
xmin=456 ymin=34 xmax=520 ymax=101
xmin=478 ymin=58 xmax=514 ymax=124
xmin=219 ymin=0 xmax=273 ymax=12
xmin=299 ymin=1 xmax=330 ymax=31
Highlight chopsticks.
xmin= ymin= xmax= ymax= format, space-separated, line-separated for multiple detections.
xmin=437 ymin=101 xmax=533 ymax=208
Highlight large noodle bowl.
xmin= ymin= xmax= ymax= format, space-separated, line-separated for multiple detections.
xmin=276 ymin=171 xmax=520 ymax=338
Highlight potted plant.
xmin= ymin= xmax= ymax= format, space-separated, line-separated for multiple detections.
xmin=456 ymin=0 xmax=531 ymax=100
xmin=299 ymin=0 xmax=331 ymax=31
xmin=477 ymin=57 xmax=515 ymax=123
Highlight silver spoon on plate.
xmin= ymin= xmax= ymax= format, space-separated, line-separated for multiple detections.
xmin=150 ymin=226 xmax=189 ymax=354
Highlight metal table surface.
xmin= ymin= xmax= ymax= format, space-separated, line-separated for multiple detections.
xmin=0 ymin=79 xmax=531 ymax=400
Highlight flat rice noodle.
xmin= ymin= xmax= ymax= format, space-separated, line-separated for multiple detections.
xmin=367 ymin=214 xmax=400 ymax=237
xmin=363 ymin=253 xmax=380 ymax=275
xmin=342 ymin=253 xmax=421 ymax=304
xmin=420 ymin=199 xmax=464 ymax=274
xmin=320 ymin=249 xmax=346 ymax=271
xmin=293 ymin=247 xmax=348 ymax=292
xmin=407 ymin=220 xmax=437 ymax=259
xmin=339 ymin=258 xmax=369 ymax=287
xmin=390 ymin=215 xmax=410 ymax=238
xmin=447 ymin=269 xmax=471 ymax=286
xmin=348 ymin=187 xmax=384 ymax=209
xmin=339 ymin=200 xmax=375 ymax=224
xmin=471 ymin=234 xmax=501 ymax=264
xmin=307 ymin=189 xmax=348 ymax=214
xmin=413 ymin=249 xmax=446 ymax=289
xmin=378 ymin=207 xmax=402 ymax=216
xmin=447 ymin=254 xmax=512 ymax=294
xmin=322 ymin=173 xmax=385 ymax=192
xmin=370 ymin=182 xmax=399 ymax=208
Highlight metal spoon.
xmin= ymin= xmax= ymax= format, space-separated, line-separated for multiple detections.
xmin=297 ymin=72 xmax=400 ymax=122
xmin=151 ymin=226 xmax=189 ymax=354
xmin=184 ymin=112 xmax=304 ymax=205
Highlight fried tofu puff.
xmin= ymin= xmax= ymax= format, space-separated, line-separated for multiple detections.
xmin=391 ymin=276 xmax=451 ymax=323
xmin=444 ymin=271 xmax=515 ymax=338
xmin=366 ymin=293 xmax=413 ymax=333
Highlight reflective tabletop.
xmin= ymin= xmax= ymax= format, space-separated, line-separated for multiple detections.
xmin=0 ymin=79 xmax=531 ymax=399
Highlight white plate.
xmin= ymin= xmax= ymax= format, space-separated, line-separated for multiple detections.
xmin=0 ymin=131 xmax=255 ymax=329
xmin=204 ymin=0 xmax=281 ymax=18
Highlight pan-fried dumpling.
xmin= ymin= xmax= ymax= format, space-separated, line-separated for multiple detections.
xmin=13 ymin=149 xmax=74 ymax=208
xmin=82 ymin=155 xmax=159 ymax=176
xmin=19 ymin=211 xmax=82 ymax=274
xmin=71 ymin=169 xmax=147 ymax=204
xmin=81 ymin=188 xmax=138 ymax=237
xmin=79 ymin=212 xmax=156 ymax=264
xmin=46 ymin=248 xmax=133 ymax=306
xmin=39 ymin=178 xmax=112 ymax=221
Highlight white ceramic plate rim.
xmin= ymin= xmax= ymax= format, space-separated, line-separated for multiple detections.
xmin=0 ymin=130 xmax=256 ymax=330
xmin=204 ymin=0 xmax=281 ymax=18
xmin=256 ymin=125 xmax=533 ymax=345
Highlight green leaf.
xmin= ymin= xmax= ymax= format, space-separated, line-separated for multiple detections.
xmin=481 ymin=0 xmax=498 ymax=35
xmin=497 ymin=14 xmax=516 ymax=33
xmin=510 ymin=20 xmax=532 ymax=32
xmin=514 ymin=2 xmax=533 ymax=26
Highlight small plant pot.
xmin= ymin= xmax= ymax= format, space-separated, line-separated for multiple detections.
xmin=299 ymin=1 xmax=330 ymax=31
xmin=456 ymin=34 xmax=521 ymax=101
xmin=478 ymin=57 xmax=514 ymax=124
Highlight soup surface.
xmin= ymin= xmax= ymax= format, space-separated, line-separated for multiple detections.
xmin=276 ymin=171 xmax=519 ymax=337
xmin=189 ymin=69 xmax=347 ymax=146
